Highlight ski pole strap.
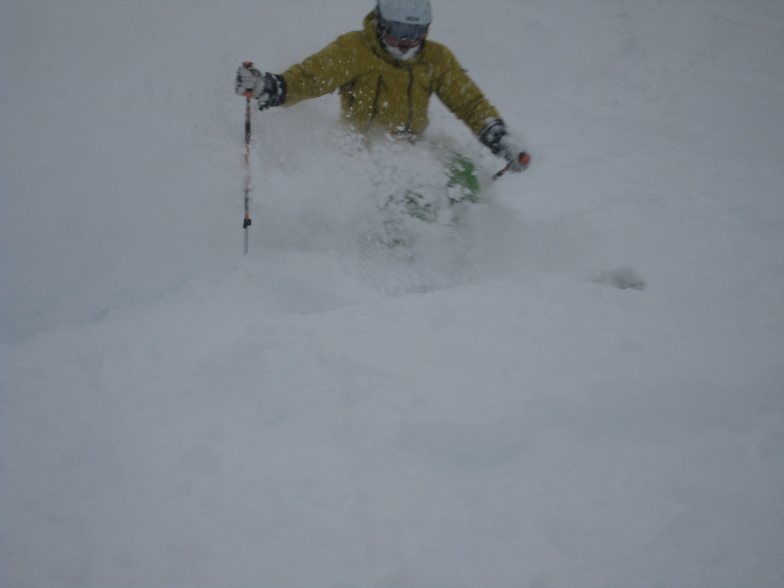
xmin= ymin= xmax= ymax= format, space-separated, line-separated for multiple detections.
xmin=492 ymin=163 xmax=511 ymax=181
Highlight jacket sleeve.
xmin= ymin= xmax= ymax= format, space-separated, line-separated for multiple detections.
xmin=281 ymin=33 xmax=362 ymax=106
xmin=430 ymin=44 xmax=501 ymax=135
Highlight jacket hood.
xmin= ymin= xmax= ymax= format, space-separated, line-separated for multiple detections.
xmin=363 ymin=9 xmax=428 ymax=65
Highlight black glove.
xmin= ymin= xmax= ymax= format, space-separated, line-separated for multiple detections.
xmin=479 ymin=119 xmax=530 ymax=171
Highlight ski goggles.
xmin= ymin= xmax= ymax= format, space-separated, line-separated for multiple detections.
xmin=383 ymin=20 xmax=429 ymax=43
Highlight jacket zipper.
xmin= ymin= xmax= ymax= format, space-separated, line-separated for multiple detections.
xmin=367 ymin=75 xmax=383 ymax=131
xmin=405 ymin=68 xmax=414 ymax=134
xmin=367 ymin=69 xmax=414 ymax=135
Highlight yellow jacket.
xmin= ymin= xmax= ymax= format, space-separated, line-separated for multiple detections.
xmin=281 ymin=10 xmax=501 ymax=138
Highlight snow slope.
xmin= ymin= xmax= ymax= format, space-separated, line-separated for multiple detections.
xmin=1 ymin=0 xmax=783 ymax=586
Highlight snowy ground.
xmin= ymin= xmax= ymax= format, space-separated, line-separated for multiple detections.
xmin=2 ymin=1 xmax=783 ymax=586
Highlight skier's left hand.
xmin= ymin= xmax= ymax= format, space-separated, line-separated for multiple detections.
xmin=479 ymin=118 xmax=530 ymax=172
xmin=499 ymin=138 xmax=530 ymax=172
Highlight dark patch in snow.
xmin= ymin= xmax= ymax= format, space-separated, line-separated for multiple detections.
xmin=593 ymin=267 xmax=646 ymax=291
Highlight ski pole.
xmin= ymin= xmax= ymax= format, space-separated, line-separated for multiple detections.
xmin=242 ymin=61 xmax=254 ymax=255
xmin=492 ymin=152 xmax=531 ymax=181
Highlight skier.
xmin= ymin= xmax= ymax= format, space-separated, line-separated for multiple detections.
xmin=236 ymin=0 xmax=529 ymax=173
xmin=236 ymin=0 xmax=528 ymax=234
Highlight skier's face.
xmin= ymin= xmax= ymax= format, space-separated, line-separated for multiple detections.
xmin=383 ymin=20 xmax=428 ymax=50
xmin=381 ymin=20 xmax=428 ymax=60
xmin=385 ymin=20 xmax=428 ymax=42
xmin=384 ymin=31 xmax=421 ymax=53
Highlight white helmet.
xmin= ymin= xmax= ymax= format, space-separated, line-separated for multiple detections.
xmin=376 ymin=0 xmax=432 ymax=60
xmin=377 ymin=0 xmax=432 ymax=27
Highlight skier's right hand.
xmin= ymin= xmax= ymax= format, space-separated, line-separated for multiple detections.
xmin=235 ymin=65 xmax=287 ymax=110
xmin=235 ymin=64 xmax=263 ymax=97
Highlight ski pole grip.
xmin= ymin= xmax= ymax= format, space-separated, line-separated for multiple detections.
xmin=242 ymin=61 xmax=255 ymax=99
